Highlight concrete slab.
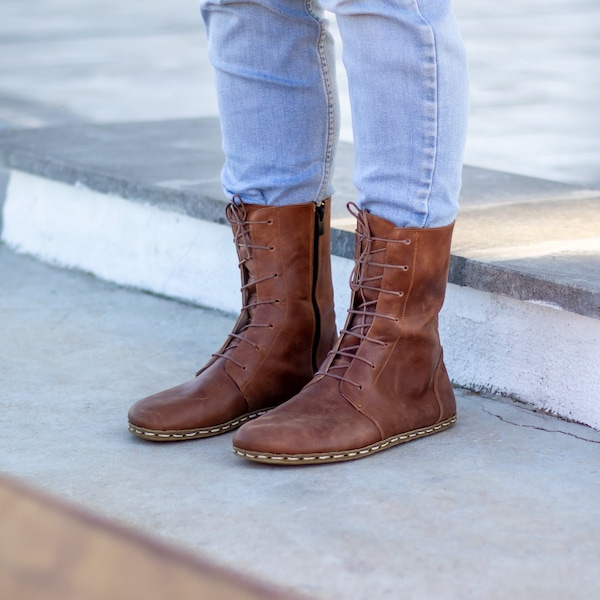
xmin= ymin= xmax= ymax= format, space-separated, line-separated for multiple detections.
xmin=0 ymin=0 xmax=215 ymax=129
xmin=1 ymin=1 xmax=599 ymax=595
xmin=1 ymin=244 xmax=599 ymax=599
xmin=0 ymin=118 xmax=352 ymax=223
xmin=2 ymin=118 xmax=599 ymax=428
xmin=455 ymin=0 xmax=600 ymax=187
xmin=1 ymin=0 xmax=599 ymax=187
xmin=1 ymin=118 xmax=598 ymax=319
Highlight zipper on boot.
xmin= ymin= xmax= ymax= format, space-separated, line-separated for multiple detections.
xmin=310 ymin=200 xmax=326 ymax=372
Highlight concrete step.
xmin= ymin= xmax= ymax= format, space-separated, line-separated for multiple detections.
xmin=1 ymin=118 xmax=599 ymax=429
xmin=2 ymin=243 xmax=600 ymax=600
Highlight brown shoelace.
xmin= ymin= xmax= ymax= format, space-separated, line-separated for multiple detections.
xmin=209 ymin=199 xmax=279 ymax=371
xmin=320 ymin=204 xmax=411 ymax=390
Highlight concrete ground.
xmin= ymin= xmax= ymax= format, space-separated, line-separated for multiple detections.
xmin=0 ymin=0 xmax=599 ymax=187
xmin=1 ymin=1 xmax=600 ymax=598
xmin=2 ymin=245 xmax=600 ymax=599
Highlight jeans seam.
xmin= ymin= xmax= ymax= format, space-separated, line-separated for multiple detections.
xmin=306 ymin=0 xmax=335 ymax=204
xmin=413 ymin=0 xmax=439 ymax=228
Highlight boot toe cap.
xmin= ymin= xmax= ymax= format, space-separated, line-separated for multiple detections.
xmin=232 ymin=394 xmax=382 ymax=458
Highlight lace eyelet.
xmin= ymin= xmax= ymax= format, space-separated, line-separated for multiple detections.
xmin=269 ymin=246 xmax=275 ymax=251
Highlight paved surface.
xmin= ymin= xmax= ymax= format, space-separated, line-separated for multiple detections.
xmin=2 ymin=246 xmax=600 ymax=599
xmin=455 ymin=0 xmax=600 ymax=186
xmin=0 ymin=248 xmax=600 ymax=600
xmin=0 ymin=0 xmax=599 ymax=187
xmin=2 ymin=118 xmax=599 ymax=317
xmin=1 ymin=1 xmax=600 ymax=598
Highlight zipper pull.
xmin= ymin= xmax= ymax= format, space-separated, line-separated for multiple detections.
xmin=315 ymin=201 xmax=325 ymax=236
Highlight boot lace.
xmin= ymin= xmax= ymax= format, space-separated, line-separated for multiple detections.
xmin=205 ymin=197 xmax=279 ymax=371
xmin=319 ymin=203 xmax=411 ymax=389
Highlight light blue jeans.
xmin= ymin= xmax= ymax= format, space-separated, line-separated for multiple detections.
xmin=200 ymin=0 xmax=469 ymax=228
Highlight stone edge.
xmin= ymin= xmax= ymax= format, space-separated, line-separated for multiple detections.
xmin=1 ymin=146 xmax=598 ymax=320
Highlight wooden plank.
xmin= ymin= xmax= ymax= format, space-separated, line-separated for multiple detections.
xmin=0 ymin=476 xmax=298 ymax=600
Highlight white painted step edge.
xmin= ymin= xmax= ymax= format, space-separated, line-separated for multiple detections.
xmin=3 ymin=170 xmax=599 ymax=430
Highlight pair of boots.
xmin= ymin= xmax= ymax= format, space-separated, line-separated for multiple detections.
xmin=128 ymin=198 xmax=456 ymax=464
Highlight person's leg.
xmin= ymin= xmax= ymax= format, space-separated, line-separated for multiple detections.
xmin=127 ymin=0 xmax=339 ymax=441
xmin=201 ymin=0 xmax=339 ymax=206
xmin=330 ymin=0 xmax=469 ymax=227
xmin=233 ymin=0 xmax=469 ymax=463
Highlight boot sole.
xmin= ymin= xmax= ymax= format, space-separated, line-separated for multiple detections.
xmin=128 ymin=408 xmax=272 ymax=442
xmin=233 ymin=415 xmax=457 ymax=464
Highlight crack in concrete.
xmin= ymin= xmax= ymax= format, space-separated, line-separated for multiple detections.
xmin=479 ymin=403 xmax=600 ymax=445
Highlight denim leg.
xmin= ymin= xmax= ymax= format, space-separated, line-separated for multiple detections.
xmin=323 ymin=0 xmax=469 ymax=227
xmin=200 ymin=0 xmax=339 ymax=206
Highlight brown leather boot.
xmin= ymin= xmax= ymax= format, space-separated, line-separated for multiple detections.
xmin=128 ymin=198 xmax=336 ymax=441
xmin=232 ymin=204 xmax=456 ymax=464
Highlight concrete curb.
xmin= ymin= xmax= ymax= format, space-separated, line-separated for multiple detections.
xmin=1 ymin=119 xmax=599 ymax=428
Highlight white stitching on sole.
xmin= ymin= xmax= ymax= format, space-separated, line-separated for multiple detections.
xmin=233 ymin=416 xmax=457 ymax=464
xmin=128 ymin=410 xmax=270 ymax=441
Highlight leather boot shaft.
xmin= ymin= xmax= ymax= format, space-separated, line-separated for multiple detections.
xmin=128 ymin=199 xmax=336 ymax=440
xmin=233 ymin=205 xmax=456 ymax=463
xmin=212 ymin=199 xmax=336 ymax=411
xmin=325 ymin=208 xmax=455 ymax=438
